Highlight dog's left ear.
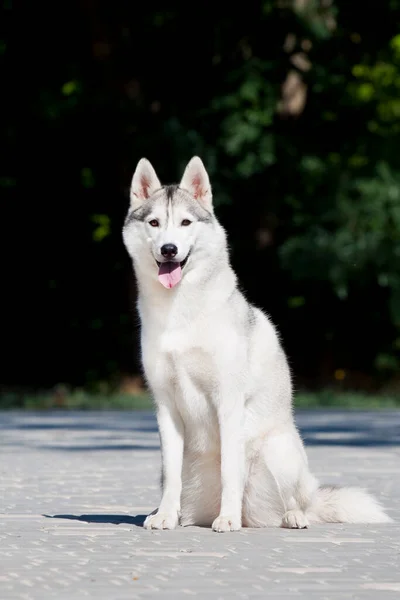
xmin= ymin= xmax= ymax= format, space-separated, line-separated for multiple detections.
xmin=130 ymin=158 xmax=161 ymax=209
xmin=180 ymin=157 xmax=212 ymax=210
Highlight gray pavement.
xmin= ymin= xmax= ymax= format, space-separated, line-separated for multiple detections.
xmin=1 ymin=409 xmax=399 ymax=599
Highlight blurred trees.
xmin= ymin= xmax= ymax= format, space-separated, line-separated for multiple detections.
xmin=2 ymin=0 xmax=400 ymax=391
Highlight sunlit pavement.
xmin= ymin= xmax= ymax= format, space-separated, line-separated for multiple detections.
xmin=1 ymin=410 xmax=399 ymax=599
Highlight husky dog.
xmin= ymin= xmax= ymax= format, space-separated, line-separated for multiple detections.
xmin=122 ymin=156 xmax=391 ymax=532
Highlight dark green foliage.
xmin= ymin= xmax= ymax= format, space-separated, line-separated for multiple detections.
xmin=1 ymin=1 xmax=400 ymax=392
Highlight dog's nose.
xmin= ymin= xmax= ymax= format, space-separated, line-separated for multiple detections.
xmin=161 ymin=244 xmax=178 ymax=258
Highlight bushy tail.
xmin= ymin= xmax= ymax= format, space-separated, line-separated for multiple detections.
xmin=308 ymin=485 xmax=392 ymax=524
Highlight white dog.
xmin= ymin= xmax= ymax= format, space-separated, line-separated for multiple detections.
xmin=122 ymin=156 xmax=391 ymax=532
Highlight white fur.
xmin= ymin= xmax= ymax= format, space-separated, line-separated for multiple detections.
xmin=180 ymin=156 xmax=213 ymax=210
xmin=130 ymin=158 xmax=161 ymax=208
xmin=122 ymin=156 xmax=392 ymax=532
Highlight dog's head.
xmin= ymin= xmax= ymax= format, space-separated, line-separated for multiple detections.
xmin=123 ymin=157 xmax=216 ymax=289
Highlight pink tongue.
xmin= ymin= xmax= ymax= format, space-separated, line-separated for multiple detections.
xmin=158 ymin=261 xmax=182 ymax=289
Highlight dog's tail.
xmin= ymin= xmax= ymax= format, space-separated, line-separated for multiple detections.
xmin=308 ymin=485 xmax=392 ymax=524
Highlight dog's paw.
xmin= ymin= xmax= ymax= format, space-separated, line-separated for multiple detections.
xmin=212 ymin=515 xmax=241 ymax=533
xmin=281 ymin=510 xmax=309 ymax=529
xmin=143 ymin=510 xmax=179 ymax=530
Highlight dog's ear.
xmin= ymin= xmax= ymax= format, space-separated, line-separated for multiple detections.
xmin=130 ymin=158 xmax=161 ymax=208
xmin=179 ymin=157 xmax=212 ymax=210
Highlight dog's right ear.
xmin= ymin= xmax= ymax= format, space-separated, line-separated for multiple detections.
xmin=130 ymin=158 xmax=161 ymax=208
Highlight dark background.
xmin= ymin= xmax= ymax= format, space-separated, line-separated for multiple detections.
xmin=2 ymin=1 xmax=400 ymax=398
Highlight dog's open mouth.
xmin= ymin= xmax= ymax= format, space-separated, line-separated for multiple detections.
xmin=156 ymin=253 xmax=190 ymax=289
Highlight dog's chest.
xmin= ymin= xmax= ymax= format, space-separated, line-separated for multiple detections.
xmin=164 ymin=330 xmax=215 ymax=391
xmin=170 ymin=345 xmax=219 ymax=443
xmin=150 ymin=326 xmax=217 ymax=417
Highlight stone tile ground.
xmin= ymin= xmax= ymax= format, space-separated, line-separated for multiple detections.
xmin=0 ymin=410 xmax=399 ymax=599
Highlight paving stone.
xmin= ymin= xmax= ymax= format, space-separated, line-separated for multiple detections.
xmin=0 ymin=409 xmax=399 ymax=599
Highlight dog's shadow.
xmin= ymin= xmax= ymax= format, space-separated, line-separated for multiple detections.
xmin=43 ymin=513 xmax=146 ymax=527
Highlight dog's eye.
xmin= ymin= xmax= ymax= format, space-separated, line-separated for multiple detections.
xmin=149 ymin=219 xmax=159 ymax=227
xmin=181 ymin=219 xmax=191 ymax=226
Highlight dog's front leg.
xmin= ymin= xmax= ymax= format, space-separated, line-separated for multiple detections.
xmin=212 ymin=401 xmax=245 ymax=532
xmin=143 ymin=403 xmax=184 ymax=530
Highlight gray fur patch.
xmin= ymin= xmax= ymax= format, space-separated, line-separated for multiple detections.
xmin=247 ymin=306 xmax=257 ymax=331
xmin=164 ymin=185 xmax=213 ymax=222
xmin=124 ymin=202 xmax=155 ymax=226
xmin=125 ymin=184 xmax=213 ymax=225
xmin=165 ymin=184 xmax=180 ymax=201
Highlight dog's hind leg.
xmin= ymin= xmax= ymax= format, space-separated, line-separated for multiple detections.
xmin=266 ymin=429 xmax=318 ymax=529
xmin=243 ymin=428 xmax=318 ymax=528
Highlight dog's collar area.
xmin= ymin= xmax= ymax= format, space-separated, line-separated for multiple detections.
xmin=155 ymin=251 xmax=190 ymax=269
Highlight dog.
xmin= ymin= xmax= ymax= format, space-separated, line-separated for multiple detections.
xmin=122 ymin=156 xmax=391 ymax=532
